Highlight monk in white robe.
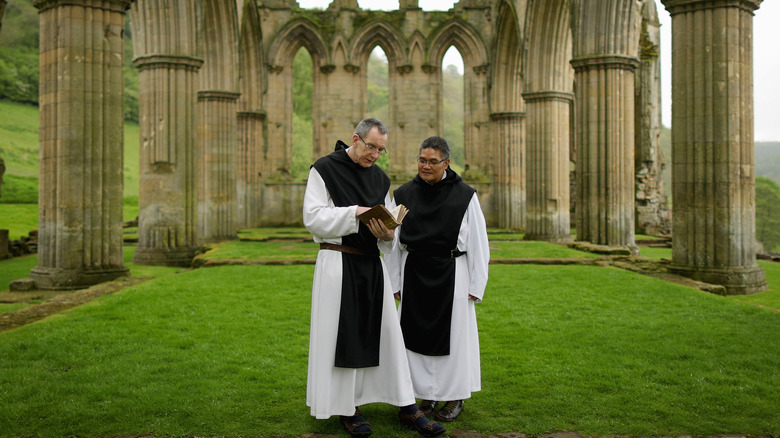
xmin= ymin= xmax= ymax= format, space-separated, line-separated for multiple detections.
xmin=386 ymin=136 xmax=490 ymax=423
xmin=303 ymin=118 xmax=445 ymax=438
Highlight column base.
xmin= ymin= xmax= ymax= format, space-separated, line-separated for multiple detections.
xmin=133 ymin=246 xmax=199 ymax=267
xmin=668 ymin=263 xmax=768 ymax=295
xmin=29 ymin=266 xmax=130 ymax=291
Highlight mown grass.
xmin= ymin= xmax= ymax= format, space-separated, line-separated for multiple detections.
xmin=0 ymin=203 xmax=37 ymax=240
xmin=0 ymin=262 xmax=777 ymax=437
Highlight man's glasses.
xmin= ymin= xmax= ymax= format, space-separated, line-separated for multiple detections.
xmin=417 ymin=157 xmax=447 ymax=167
xmin=357 ymin=134 xmax=388 ymax=156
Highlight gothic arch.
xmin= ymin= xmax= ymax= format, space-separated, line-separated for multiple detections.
xmin=238 ymin=0 xmax=263 ymax=109
xmin=523 ymin=0 xmax=572 ymax=92
xmin=428 ymin=18 xmax=488 ymax=72
xmin=571 ymin=0 xmax=642 ymax=58
xmin=493 ymin=0 xmax=523 ymax=112
xmin=199 ymin=0 xmax=239 ymax=91
xmin=267 ymin=18 xmax=329 ymax=69
xmin=349 ymin=19 xmax=407 ymax=67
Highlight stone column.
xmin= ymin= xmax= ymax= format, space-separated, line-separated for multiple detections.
xmin=197 ymin=90 xmax=240 ymax=243
xmin=463 ymin=65 xmax=493 ymax=180
xmin=490 ymin=112 xmax=525 ymax=230
xmin=132 ymin=55 xmax=203 ymax=266
xmin=635 ymin=0 xmax=671 ymax=236
xmin=31 ymin=0 xmax=130 ymax=289
xmin=236 ymin=110 xmax=266 ymax=229
xmin=388 ymin=63 xmax=440 ymax=181
xmin=662 ymin=0 xmax=766 ymax=294
xmin=523 ymin=91 xmax=574 ymax=242
xmin=264 ymin=65 xmax=294 ymax=179
xmin=313 ymin=63 xmax=363 ymax=161
xmin=571 ymin=56 xmax=639 ymax=254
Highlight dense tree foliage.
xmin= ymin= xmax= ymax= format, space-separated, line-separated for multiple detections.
xmin=756 ymin=176 xmax=780 ymax=252
xmin=0 ymin=1 xmax=38 ymax=105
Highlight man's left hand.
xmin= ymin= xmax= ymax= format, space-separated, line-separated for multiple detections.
xmin=368 ymin=217 xmax=394 ymax=241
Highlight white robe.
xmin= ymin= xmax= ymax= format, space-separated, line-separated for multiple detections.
xmin=386 ymin=193 xmax=490 ymax=401
xmin=303 ymin=167 xmax=416 ymax=419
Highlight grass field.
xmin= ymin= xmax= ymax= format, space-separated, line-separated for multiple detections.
xmin=0 ymin=230 xmax=778 ymax=437
xmin=0 ymin=258 xmax=777 ymax=437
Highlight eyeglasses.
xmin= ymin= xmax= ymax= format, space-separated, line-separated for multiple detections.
xmin=417 ymin=157 xmax=447 ymax=167
xmin=357 ymin=134 xmax=388 ymax=156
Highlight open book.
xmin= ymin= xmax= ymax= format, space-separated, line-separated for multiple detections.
xmin=357 ymin=204 xmax=409 ymax=229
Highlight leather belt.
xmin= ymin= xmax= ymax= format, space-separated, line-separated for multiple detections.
xmin=407 ymin=247 xmax=467 ymax=259
xmin=320 ymin=243 xmax=373 ymax=257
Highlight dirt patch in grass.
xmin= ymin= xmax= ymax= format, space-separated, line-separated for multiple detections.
xmin=0 ymin=276 xmax=150 ymax=333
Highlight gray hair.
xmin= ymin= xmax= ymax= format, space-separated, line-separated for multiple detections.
xmin=354 ymin=118 xmax=389 ymax=138
xmin=419 ymin=136 xmax=451 ymax=160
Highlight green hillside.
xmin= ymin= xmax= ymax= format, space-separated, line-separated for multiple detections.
xmin=0 ymin=99 xmax=139 ymax=203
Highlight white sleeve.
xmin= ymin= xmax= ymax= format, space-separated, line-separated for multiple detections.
xmin=464 ymin=194 xmax=490 ymax=302
xmin=302 ymin=167 xmax=359 ymax=240
xmin=384 ymin=196 xmax=403 ymax=291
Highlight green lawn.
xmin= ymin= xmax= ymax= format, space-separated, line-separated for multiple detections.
xmin=0 ymin=262 xmax=777 ymax=437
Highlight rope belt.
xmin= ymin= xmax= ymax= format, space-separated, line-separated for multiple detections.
xmin=406 ymin=247 xmax=467 ymax=259
xmin=319 ymin=243 xmax=374 ymax=257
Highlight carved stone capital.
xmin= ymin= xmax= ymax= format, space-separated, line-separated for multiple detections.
xmin=320 ymin=64 xmax=336 ymax=74
xmin=421 ymin=64 xmax=437 ymax=74
xmin=490 ymin=111 xmax=526 ymax=121
xmin=198 ymin=90 xmax=241 ymax=102
xmin=32 ymin=0 xmax=133 ymax=13
xmin=570 ymin=55 xmax=640 ymax=73
xmin=661 ymin=0 xmax=761 ymax=16
xmin=522 ymin=91 xmax=575 ymax=103
xmin=344 ymin=64 xmax=360 ymax=73
xmin=267 ymin=64 xmax=284 ymax=74
xmin=397 ymin=64 xmax=413 ymax=75
xmin=237 ymin=110 xmax=267 ymax=120
xmin=473 ymin=64 xmax=489 ymax=75
xmin=133 ymin=55 xmax=204 ymax=72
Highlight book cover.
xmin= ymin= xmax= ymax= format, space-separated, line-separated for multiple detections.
xmin=357 ymin=204 xmax=409 ymax=229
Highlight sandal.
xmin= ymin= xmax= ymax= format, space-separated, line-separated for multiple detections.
xmin=340 ymin=408 xmax=372 ymax=437
xmin=398 ymin=408 xmax=446 ymax=437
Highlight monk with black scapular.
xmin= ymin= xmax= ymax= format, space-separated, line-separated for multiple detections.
xmin=387 ymin=136 xmax=491 ymax=423
xmin=303 ymin=118 xmax=445 ymax=438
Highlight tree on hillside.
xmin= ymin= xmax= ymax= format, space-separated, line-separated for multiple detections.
xmin=756 ymin=176 xmax=780 ymax=252
xmin=0 ymin=0 xmax=38 ymax=105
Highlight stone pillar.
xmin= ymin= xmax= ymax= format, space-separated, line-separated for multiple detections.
xmin=313 ymin=63 xmax=363 ymax=161
xmin=523 ymin=91 xmax=574 ymax=242
xmin=197 ymin=90 xmax=240 ymax=243
xmin=30 ymin=0 xmax=130 ymax=289
xmin=571 ymin=56 xmax=639 ymax=254
xmin=662 ymin=0 xmax=766 ymax=294
xmin=264 ymin=65 xmax=294 ymax=179
xmin=463 ymin=65 xmax=493 ymax=180
xmin=388 ymin=63 xmax=440 ymax=181
xmin=490 ymin=112 xmax=525 ymax=230
xmin=236 ymin=110 xmax=266 ymax=229
xmin=635 ymin=0 xmax=671 ymax=236
xmin=132 ymin=55 xmax=203 ymax=266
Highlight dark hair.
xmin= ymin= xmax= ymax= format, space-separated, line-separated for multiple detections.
xmin=354 ymin=118 xmax=388 ymax=138
xmin=419 ymin=136 xmax=450 ymax=160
